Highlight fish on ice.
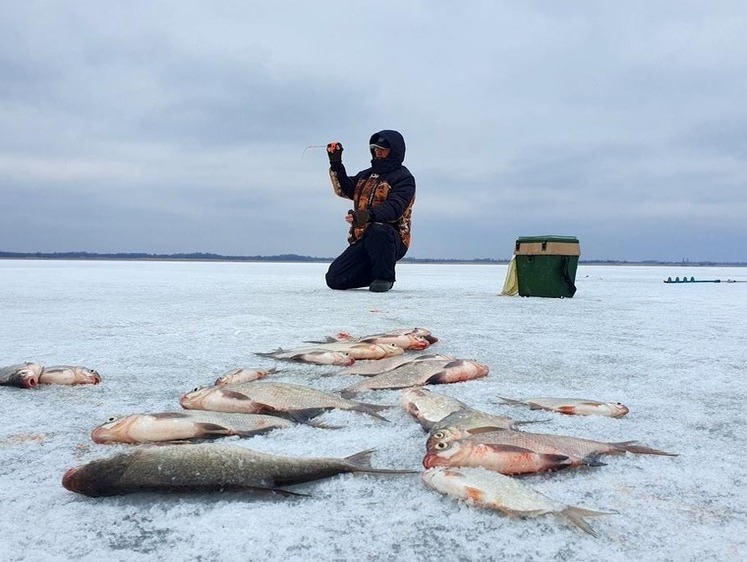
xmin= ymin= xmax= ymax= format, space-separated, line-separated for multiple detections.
xmin=308 ymin=327 xmax=439 ymax=349
xmin=499 ymin=396 xmax=629 ymax=418
xmin=180 ymin=381 xmax=391 ymax=421
xmin=340 ymin=359 xmax=489 ymax=398
xmin=62 ymin=443 xmax=416 ymax=497
xmin=426 ymin=427 xmax=678 ymax=463
xmin=257 ymin=342 xmax=403 ymax=361
xmin=340 ymin=353 xmax=454 ymax=377
xmin=0 ymin=362 xmax=43 ymax=388
xmin=215 ymin=367 xmax=280 ymax=386
xmin=422 ymin=466 xmax=612 ymax=537
xmin=422 ymin=434 xmax=602 ymax=475
xmin=38 ymin=365 xmax=101 ymax=385
xmin=90 ymin=411 xmax=298 ymax=444
xmin=401 ymin=387 xmax=531 ymax=432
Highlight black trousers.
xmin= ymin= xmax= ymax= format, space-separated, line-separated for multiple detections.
xmin=325 ymin=223 xmax=408 ymax=290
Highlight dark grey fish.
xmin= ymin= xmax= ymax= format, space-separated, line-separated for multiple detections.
xmin=62 ymin=443 xmax=416 ymax=497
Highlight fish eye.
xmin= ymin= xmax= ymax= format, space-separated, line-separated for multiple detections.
xmin=106 ymin=417 xmax=116 ymax=422
xmin=435 ymin=441 xmax=447 ymax=450
xmin=433 ymin=431 xmax=445 ymax=439
xmin=192 ymin=387 xmax=201 ymax=392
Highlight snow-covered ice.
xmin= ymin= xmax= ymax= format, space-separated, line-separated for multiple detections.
xmin=1 ymin=260 xmax=746 ymax=561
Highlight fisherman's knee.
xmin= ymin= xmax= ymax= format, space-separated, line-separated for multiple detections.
xmin=325 ymin=272 xmax=346 ymax=290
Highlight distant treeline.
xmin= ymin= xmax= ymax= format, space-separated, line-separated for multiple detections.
xmin=0 ymin=251 xmax=744 ymax=266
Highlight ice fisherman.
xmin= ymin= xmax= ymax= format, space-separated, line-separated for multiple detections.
xmin=325 ymin=130 xmax=416 ymax=293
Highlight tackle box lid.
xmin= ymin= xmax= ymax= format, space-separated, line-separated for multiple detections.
xmin=515 ymin=235 xmax=580 ymax=256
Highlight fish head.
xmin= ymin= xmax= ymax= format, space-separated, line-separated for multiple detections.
xmin=62 ymin=456 xmax=130 ymax=497
xmin=15 ymin=363 xmax=42 ymax=388
xmin=73 ymin=367 xmax=102 ymax=384
xmin=383 ymin=343 xmax=405 ymax=356
xmin=332 ymin=352 xmax=355 ymax=366
xmin=179 ymin=386 xmax=217 ymax=409
xmin=423 ymin=439 xmax=472 ymax=468
xmin=406 ymin=336 xmax=431 ymax=351
xmin=410 ymin=328 xmax=438 ymax=344
xmin=91 ymin=415 xmax=137 ymax=443
xmin=425 ymin=427 xmax=467 ymax=450
xmin=608 ymin=402 xmax=630 ymax=418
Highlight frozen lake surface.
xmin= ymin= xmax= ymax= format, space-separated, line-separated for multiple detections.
xmin=1 ymin=260 xmax=746 ymax=561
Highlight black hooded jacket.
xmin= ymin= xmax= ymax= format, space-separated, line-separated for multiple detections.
xmin=329 ymin=129 xmax=416 ymax=247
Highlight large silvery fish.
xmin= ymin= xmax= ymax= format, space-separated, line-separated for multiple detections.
xmin=91 ymin=411 xmax=297 ymax=444
xmin=0 ymin=362 xmax=43 ymax=388
xmin=215 ymin=367 xmax=279 ymax=386
xmin=180 ymin=381 xmax=391 ymax=421
xmin=426 ymin=427 xmax=677 ymax=462
xmin=422 ymin=435 xmax=603 ymax=475
xmin=340 ymin=353 xmax=454 ymax=377
xmin=340 ymin=359 xmax=489 ymax=398
xmin=422 ymin=466 xmax=612 ymax=537
xmin=401 ymin=388 xmax=530 ymax=432
xmin=62 ymin=443 xmax=416 ymax=497
xmin=38 ymin=365 xmax=101 ymax=385
xmin=499 ymin=396 xmax=629 ymax=418
xmin=257 ymin=342 xmax=403 ymax=361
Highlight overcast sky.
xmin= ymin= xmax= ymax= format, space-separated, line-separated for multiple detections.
xmin=2 ymin=2 xmax=746 ymax=261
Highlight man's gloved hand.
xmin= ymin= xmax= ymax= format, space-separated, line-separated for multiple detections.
xmin=347 ymin=209 xmax=372 ymax=227
xmin=327 ymin=142 xmax=343 ymax=164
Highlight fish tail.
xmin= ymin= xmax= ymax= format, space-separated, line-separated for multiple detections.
xmin=354 ymin=403 xmax=391 ymax=422
xmin=344 ymin=449 xmax=418 ymax=475
xmin=305 ymin=420 xmax=343 ymax=430
xmin=513 ymin=418 xmax=550 ymax=427
xmin=339 ymin=388 xmax=358 ymax=400
xmin=498 ymin=396 xmax=525 ymax=406
xmin=254 ymin=348 xmax=285 ymax=358
xmin=560 ymin=506 xmax=612 ymax=537
xmin=615 ymin=441 xmax=679 ymax=456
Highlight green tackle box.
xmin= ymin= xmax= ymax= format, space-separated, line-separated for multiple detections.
xmin=514 ymin=235 xmax=580 ymax=298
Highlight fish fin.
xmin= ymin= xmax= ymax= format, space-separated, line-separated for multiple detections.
xmin=527 ymin=403 xmax=549 ymax=411
xmin=355 ymin=402 xmax=393 ymax=422
xmin=304 ymin=420 xmax=343 ymax=430
xmin=498 ymin=396 xmax=525 ymax=406
xmin=267 ymin=487 xmax=310 ymax=498
xmin=615 ymin=441 xmax=678 ymax=456
xmin=560 ymin=506 xmax=614 ymax=537
xmin=424 ymin=372 xmax=448 ymax=384
xmin=221 ymin=390 xmax=254 ymax=401
xmin=254 ymin=348 xmax=286 ymax=358
xmin=279 ymin=408 xmax=327 ymax=423
xmin=343 ymin=449 xmax=418 ymax=475
xmin=194 ymin=423 xmax=233 ymax=436
xmin=554 ymin=405 xmax=578 ymax=415
xmin=466 ymin=426 xmax=507 ymax=435
xmin=151 ymin=412 xmax=192 ymax=419
xmin=231 ymin=427 xmax=278 ymax=438
xmin=344 ymin=449 xmax=375 ymax=468
xmin=267 ymin=367 xmax=280 ymax=374
xmin=484 ymin=444 xmax=569 ymax=461
xmin=339 ymin=388 xmax=358 ymax=400
xmin=513 ymin=418 xmax=550 ymax=427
